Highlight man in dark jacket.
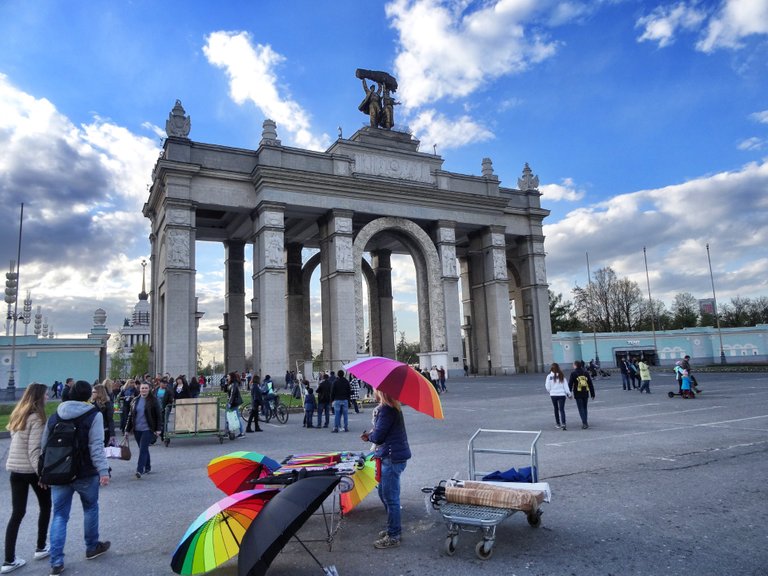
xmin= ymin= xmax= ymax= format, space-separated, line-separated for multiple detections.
xmin=330 ymin=370 xmax=351 ymax=433
xmin=41 ymin=380 xmax=111 ymax=574
xmin=568 ymin=360 xmax=595 ymax=429
xmin=245 ymin=376 xmax=263 ymax=433
xmin=315 ymin=373 xmax=331 ymax=428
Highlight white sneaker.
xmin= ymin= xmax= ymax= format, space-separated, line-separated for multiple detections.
xmin=1 ymin=558 xmax=26 ymax=573
xmin=34 ymin=545 xmax=50 ymax=560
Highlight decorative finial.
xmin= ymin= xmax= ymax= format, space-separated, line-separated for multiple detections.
xmin=481 ymin=158 xmax=494 ymax=178
xmin=165 ymin=99 xmax=191 ymax=138
xmin=517 ymin=163 xmax=539 ymax=191
xmin=139 ymin=259 xmax=148 ymax=301
xmin=338 ymin=126 xmax=343 ymax=139
xmin=93 ymin=308 xmax=107 ymax=327
xmin=260 ymin=119 xmax=281 ymax=146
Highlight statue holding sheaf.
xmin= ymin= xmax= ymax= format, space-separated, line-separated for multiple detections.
xmin=356 ymin=69 xmax=399 ymax=130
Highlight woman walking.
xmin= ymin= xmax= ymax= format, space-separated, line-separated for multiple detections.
xmin=568 ymin=360 xmax=596 ymax=429
xmin=545 ymin=363 xmax=571 ymax=430
xmin=3 ymin=383 xmax=51 ymax=573
xmin=91 ymin=384 xmax=116 ymax=447
xmin=126 ymin=382 xmax=162 ymax=478
xmin=360 ymin=390 xmax=411 ymax=549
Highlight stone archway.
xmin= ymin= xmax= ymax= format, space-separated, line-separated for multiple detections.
xmin=353 ymin=217 xmax=445 ymax=357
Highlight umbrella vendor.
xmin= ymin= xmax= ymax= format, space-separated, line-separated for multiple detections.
xmin=360 ymin=390 xmax=411 ymax=549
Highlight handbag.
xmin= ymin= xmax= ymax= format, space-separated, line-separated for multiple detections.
xmin=119 ymin=434 xmax=132 ymax=461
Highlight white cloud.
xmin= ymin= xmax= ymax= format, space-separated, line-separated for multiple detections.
xmin=540 ymin=177 xmax=586 ymax=202
xmin=0 ymin=74 xmax=159 ymax=340
xmin=750 ymin=109 xmax=768 ymax=123
xmin=544 ymin=159 xmax=768 ymax=304
xmin=697 ymin=0 xmax=768 ymax=52
xmin=737 ymin=136 xmax=765 ymax=150
xmin=385 ymin=0 xmax=559 ymax=109
xmin=408 ymin=109 xmax=493 ymax=150
xmin=636 ymin=2 xmax=707 ymax=48
xmin=203 ymin=31 xmax=330 ymax=151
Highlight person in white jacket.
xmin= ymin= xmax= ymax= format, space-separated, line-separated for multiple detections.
xmin=545 ymin=363 xmax=571 ymax=430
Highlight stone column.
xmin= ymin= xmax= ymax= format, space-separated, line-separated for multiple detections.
xmin=286 ymin=242 xmax=304 ymax=373
xmin=148 ymin=233 xmax=158 ymax=375
xmin=518 ymin=236 xmax=553 ymax=372
xmin=225 ymin=240 xmax=246 ymax=373
xmin=319 ymin=210 xmax=356 ymax=370
xmin=251 ymin=204 xmax=288 ymax=385
xmin=459 ymin=256 xmax=474 ymax=373
xmin=158 ymin=199 xmax=197 ymax=377
xmin=436 ymin=221 xmax=463 ymax=376
xmin=468 ymin=228 xmax=515 ymax=375
xmin=371 ymin=249 xmax=395 ymax=359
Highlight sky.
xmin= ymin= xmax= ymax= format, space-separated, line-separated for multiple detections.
xmin=1 ymin=0 xmax=767 ymax=367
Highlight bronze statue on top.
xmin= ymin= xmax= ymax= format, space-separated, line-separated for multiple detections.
xmin=356 ymin=69 xmax=399 ymax=130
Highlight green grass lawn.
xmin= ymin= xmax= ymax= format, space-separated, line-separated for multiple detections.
xmin=0 ymin=400 xmax=60 ymax=431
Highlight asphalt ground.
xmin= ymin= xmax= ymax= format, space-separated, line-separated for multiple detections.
xmin=2 ymin=371 xmax=767 ymax=576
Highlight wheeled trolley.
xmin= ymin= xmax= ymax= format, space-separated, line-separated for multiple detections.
xmin=163 ymin=396 xmax=228 ymax=445
xmin=425 ymin=429 xmax=550 ymax=560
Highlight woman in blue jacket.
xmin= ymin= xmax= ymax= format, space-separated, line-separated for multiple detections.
xmin=361 ymin=390 xmax=411 ymax=549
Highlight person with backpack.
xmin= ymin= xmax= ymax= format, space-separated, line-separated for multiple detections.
xmin=40 ymin=380 xmax=111 ymax=575
xmin=545 ymin=363 xmax=571 ymax=430
xmin=3 ymin=383 xmax=51 ymax=574
xmin=568 ymin=361 xmax=595 ymax=429
xmin=126 ymin=382 xmax=162 ymax=479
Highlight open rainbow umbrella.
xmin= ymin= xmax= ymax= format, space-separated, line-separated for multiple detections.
xmin=340 ymin=453 xmax=378 ymax=514
xmin=171 ymin=488 xmax=279 ymax=575
xmin=208 ymin=452 xmax=281 ymax=496
xmin=343 ymin=356 xmax=444 ymax=419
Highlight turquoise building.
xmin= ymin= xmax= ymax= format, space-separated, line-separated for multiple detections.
xmin=553 ymin=325 xmax=768 ymax=367
xmin=0 ymin=309 xmax=110 ymax=398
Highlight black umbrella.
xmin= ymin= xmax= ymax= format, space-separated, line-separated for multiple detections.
xmin=238 ymin=475 xmax=341 ymax=576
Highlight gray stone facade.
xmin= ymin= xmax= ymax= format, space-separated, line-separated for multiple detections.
xmin=143 ymin=101 xmax=552 ymax=380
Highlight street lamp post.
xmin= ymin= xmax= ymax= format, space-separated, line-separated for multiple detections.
xmin=706 ymin=243 xmax=726 ymax=364
xmin=585 ymin=252 xmax=599 ymax=364
xmin=4 ymin=203 xmax=24 ymax=399
xmin=643 ymin=247 xmax=658 ymax=363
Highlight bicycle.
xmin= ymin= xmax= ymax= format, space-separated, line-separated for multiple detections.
xmin=241 ymin=397 xmax=289 ymax=424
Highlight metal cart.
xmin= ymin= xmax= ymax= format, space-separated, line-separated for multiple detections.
xmin=427 ymin=429 xmax=549 ymax=560
xmin=163 ymin=396 xmax=228 ymax=445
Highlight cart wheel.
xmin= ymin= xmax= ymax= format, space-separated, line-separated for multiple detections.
xmin=475 ymin=540 xmax=493 ymax=560
xmin=668 ymin=391 xmax=675 ymax=398
xmin=228 ymin=431 xmax=236 ymax=441
xmin=164 ymin=439 xmax=170 ymax=447
xmin=527 ymin=510 xmax=542 ymax=527
xmin=444 ymin=535 xmax=458 ymax=556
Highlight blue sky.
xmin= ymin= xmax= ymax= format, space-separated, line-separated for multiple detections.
xmin=1 ymin=0 xmax=767 ymax=365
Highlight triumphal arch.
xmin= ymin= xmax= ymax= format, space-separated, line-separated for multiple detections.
xmin=144 ymin=72 xmax=552 ymax=381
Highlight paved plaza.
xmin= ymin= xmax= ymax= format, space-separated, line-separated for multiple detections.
xmin=2 ymin=371 xmax=767 ymax=575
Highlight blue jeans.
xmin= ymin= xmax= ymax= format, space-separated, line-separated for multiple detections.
xmin=621 ymin=373 xmax=631 ymax=390
xmin=575 ymin=396 xmax=590 ymax=425
xmin=134 ymin=429 xmax=153 ymax=474
xmin=50 ymin=475 xmax=100 ymax=567
xmin=550 ymin=395 xmax=566 ymax=426
xmin=333 ymin=400 xmax=348 ymax=430
xmin=378 ymin=458 xmax=407 ymax=539
xmin=316 ymin=402 xmax=329 ymax=427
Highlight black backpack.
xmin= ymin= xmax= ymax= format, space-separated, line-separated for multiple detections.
xmin=39 ymin=407 xmax=98 ymax=485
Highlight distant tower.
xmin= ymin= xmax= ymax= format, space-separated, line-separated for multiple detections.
xmin=120 ymin=260 xmax=151 ymax=356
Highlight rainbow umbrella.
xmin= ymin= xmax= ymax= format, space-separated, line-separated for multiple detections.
xmin=340 ymin=453 xmax=378 ymax=514
xmin=208 ymin=452 xmax=281 ymax=496
xmin=343 ymin=357 xmax=444 ymax=419
xmin=171 ymin=488 xmax=279 ymax=575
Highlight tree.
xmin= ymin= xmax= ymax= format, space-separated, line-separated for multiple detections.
xmin=635 ymin=299 xmax=670 ymax=331
xmin=395 ymin=331 xmax=419 ymax=364
xmin=573 ymin=267 xmax=644 ymax=332
xmin=548 ymin=290 xmax=584 ymax=333
xmin=109 ymin=338 xmax=129 ymax=380
xmin=130 ymin=342 xmax=150 ymax=377
xmin=670 ymin=292 xmax=699 ymax=329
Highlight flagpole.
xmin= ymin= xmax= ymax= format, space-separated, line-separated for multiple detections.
xmin=706 ymin=243 xmax=726 ymax=364
xmin=585 ymin=252 xmax=599 ymax=364
xmin=643 ymin=246 xmax=657 ymax=363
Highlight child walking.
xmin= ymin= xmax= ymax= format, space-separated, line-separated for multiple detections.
xmin=303 ymin=381 xmax=316 ymax=428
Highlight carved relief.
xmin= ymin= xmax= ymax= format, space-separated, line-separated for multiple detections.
xmin=441 ymin=245 xmax=457 ymax=277
xmin=353 ymin=152 xmax=432 ymax=184
xmin=166 ymin=208 xmax=190 ymax=226
xmin=167 ymin=229 xmax=190 ymax=268
xmin=335 ymin=217 xmax=353 ymax=234
xmin=491 ymin=232 xmax=505 ymax=247
xmin=534 ymin=258 xmax=547 ymax=284
xmin=438 ymin=227 xmax=455 ymax=244
xmin=264 ymin=231 xmax=284 ymax=267
xmin=336 ymin=236 xmax=354 ymax=271
xmin=265 ymin=211 xmax=282 ymax=228
xmin=492 ymin=250 xmax=508 ymax=280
